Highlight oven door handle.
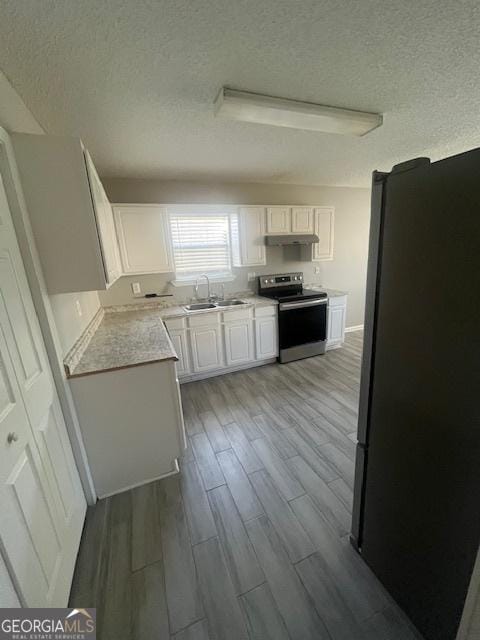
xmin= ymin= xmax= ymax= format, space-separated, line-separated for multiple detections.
xmin=279 ymin=298 xmax=328 ymax=311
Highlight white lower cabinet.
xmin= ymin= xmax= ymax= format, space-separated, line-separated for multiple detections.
xmin=70 ymin=360 xmax=186 ymax=498
xmin=189 ymin=314 xmax=224 ymax=373
xmin=326 ymin=295 xmax=347 ymax=349
xmin=165 ymin=303 xmax=278 ymax=381
xmin=224 ymin=319 xmax=254 ymax=366
xmin=255 ymin=307 xmax=278 ymax=359
xmin=169 ymin=331 xmax=191 ymax=376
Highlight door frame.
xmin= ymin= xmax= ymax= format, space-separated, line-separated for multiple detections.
xmin=0 ymin=126 xmax=95 ymax=504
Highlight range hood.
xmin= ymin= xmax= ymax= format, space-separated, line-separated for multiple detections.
xmin=265 ymin=234 xmax=319 ymax=246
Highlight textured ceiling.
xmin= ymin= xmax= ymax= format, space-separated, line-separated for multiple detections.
xmin=0 ymin=1 xmax=479 ymax=186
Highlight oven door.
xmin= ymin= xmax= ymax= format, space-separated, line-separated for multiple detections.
xmin=278 ymin=298 xmax=327 ymax=359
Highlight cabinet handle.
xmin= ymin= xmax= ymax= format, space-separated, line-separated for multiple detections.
xmin=7 ymin=432 xmax=19 ymax=445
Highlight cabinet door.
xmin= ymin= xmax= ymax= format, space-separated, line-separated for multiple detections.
xmin=267 ymin=206 xmax=290 ymax=233
xmin=255 ymin=316 xmax=278 ymax=359
xmin=113 ymin=205 xmax=174 ymax=274
xmin=169 ymin=331 xmax=191 ymax=376
xmin=190 ymin=326 xmax=224 ymax=372
xmin=85 ymin=153 xmax=121 ymax=285
xmin=238 ymin=207 xmax=266 ymax=266
xmin=224 ymin=321 xmax=254 ymax=366
xmin=291 ymin=207 xmax=314 ymax=233
xmin=313 ymin=207 xmax=334 ymax=261
xmin=327 ymin=304 xmax=346 ymax=345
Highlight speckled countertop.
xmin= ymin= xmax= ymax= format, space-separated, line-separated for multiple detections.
xmin=65 ymin=308 xmax=177 ymax=378
xmin=64 ymin=294 xmax=278 ymax=378
xmin=64 ymin=288 xmax=346 ymax=378
xmin=309 ymin=286 xmax=348 ymax=298
xmin=159 ymin=294 xmax=277 ymax=319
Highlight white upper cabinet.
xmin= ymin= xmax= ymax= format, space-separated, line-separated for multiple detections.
xmin=266 ymin=206 xmax=315 ymax=235
xmin=291 ymin=207 xmax=314 ymax=233
xmin=231 ymin=206 xmax=266 ymax=267
xmin=113 ymin=205 xmax=174 ymax=274
xmin=84 ymin=153 xmax=121 ymax=285
xmin=12 ymin=133 xmax=121 ymax=293
xmin=313 ymin=207 xmax=335 ymax=261
xmin=266 ymin=206 xmax=290 ymax=234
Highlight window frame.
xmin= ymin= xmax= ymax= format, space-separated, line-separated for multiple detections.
xmin=167 ymin=204 xmax=236 ymax=286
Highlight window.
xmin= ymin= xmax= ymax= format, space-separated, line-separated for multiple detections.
xmin=169 ymin=211 xmax=232 ymax=280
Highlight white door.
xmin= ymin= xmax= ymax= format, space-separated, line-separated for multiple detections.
xmin=266 ymin=207 xmax=290 ymax=234
xmin=238 ymin=207 xmax=266 ymax=266
xmin=0 ymin=175 xmax=86 ymax=606
xmin=85 ymin=152 xmax=121 ymax=285
xmin=113 ymin=205 xmax=174 ymax=274
xmin=224 ymin=321 xmax=254 ymax=366
xmin=255 ymin=316 xmax=278 ymax=359
xmin=291 ymin=207 xmax=314 ymax=233
xmin=190 ymin=326 xmax=224 ymax=372
xmin=169 ymin=330 xmax=191 ymax=376
xmin=313 ymin=207 xmax=334 ymax=261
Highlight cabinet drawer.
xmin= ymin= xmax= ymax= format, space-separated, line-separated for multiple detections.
xmin=188 ymin=311 xmax=220 ymax=328
xmin=223 ymin=307 xmax=253 ymax=322
xmin=328 ymin=295 xmax=347 ymax=308
xmin=255 ymin=305 xmax=276 ymax=318
xmin=164 ymin=316 xmax=186 ymax=331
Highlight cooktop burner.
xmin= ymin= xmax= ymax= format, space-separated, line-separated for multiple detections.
xmin=266 ymin=288 xmax=327 ymax=303
xmin=257 ymin=272 xmax=327 ymax=303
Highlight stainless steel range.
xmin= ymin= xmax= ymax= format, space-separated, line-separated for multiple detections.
xmin=257 ymin=272 xmax=327 ymax=363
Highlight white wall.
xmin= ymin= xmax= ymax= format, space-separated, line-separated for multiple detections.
xmin=101 ymin=179 xmax=371 ymax=327
xmin=50 ymin=291 xmax=101 ymax=355
xmin=0 ymin=69 xmax=43 ymax=135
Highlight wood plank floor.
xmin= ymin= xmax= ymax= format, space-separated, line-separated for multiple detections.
xmin=70 ymin=331 xmax=422 ymax=640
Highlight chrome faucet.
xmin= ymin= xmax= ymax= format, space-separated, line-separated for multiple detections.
xmin=194 ymin=274 xmax=211 ymax=301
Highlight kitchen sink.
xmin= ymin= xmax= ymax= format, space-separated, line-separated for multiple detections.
xmin=215 ymin=299 xmax=246 ymax=307
xmin=183 ymin=303 xmax=217 ymax=311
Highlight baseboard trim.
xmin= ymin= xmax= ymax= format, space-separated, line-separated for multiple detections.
xmin=345 ymin=324 xmax=364 ymax=333
xmin=98 ymin=459 xmax=180 ymax=499
xmin=178 ymin=357 xmax=277 ymax=383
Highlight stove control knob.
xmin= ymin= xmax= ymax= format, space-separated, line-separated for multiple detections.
xmin=269 ymin=278 xmax=274 ymax=283
xmin=293 ymin=276 xmax=298 ymax=280
xmin=299 ymin=275 xmax=303 ymax=280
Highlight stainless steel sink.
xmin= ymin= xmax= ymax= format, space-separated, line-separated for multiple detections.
xmin=215 ymin=300 xmax=246 ymax=307
xmin=183 ymin=303 xmax=217 ymax=311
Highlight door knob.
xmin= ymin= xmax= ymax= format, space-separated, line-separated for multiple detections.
xmin=7 ymin=432 xmax=19 ymax=444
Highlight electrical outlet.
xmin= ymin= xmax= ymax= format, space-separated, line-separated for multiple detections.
xmin=314 ymin=267 xmax=321 ymax=274
xmin=75 ymin=300 xmax=82 ymax=317
xmin=248 ymin=272 xmax=256 ymax=281
xmin=131 ymin=282 xmax=141 ymax=295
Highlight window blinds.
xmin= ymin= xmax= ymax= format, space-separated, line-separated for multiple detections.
xmin=170 ymin=213 xmax=231 ymax=276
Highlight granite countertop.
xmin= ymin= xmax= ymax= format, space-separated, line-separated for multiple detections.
xmin=64 ymin=294 xmax=278 ymax=378
xmin=308 ymin=286 xmax=348 ymax=298
xmin=65 ymin=308 xmax=177 ymax=378
xmin=159 ymin=294 xmax=278 ymax=320
xmin=64 ymin=288 xmax=344 ymax=379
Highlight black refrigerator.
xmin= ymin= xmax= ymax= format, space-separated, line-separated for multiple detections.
xmin=351 ymin=151 xmax=480 ymax=640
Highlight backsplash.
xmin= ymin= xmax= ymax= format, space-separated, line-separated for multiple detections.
xmin=98 ymin=245 xmax=325 ymax=307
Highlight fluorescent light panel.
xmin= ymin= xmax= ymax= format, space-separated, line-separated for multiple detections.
xmin=214 ymin=88 xmax=382 ymax=136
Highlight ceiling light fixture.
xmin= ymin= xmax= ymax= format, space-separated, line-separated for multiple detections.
xmin=214 ymin=88 xmax=382 ymax=136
